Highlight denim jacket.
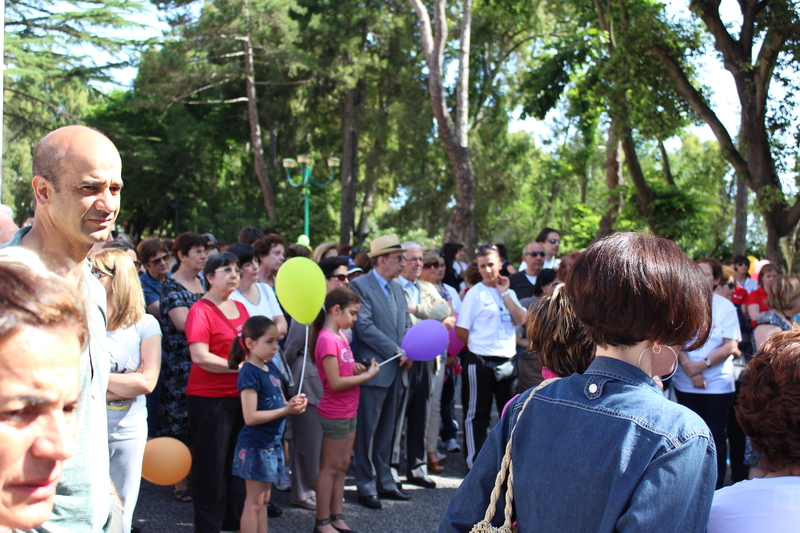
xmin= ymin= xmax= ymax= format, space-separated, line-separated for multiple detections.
xmin=440 ymin=357 xmax=717 ymax=533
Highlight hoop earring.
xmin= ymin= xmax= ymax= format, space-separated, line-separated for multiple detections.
xmin=638 ymin=345 xmax=678 ymax=382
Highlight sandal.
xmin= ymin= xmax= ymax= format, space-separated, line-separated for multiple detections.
xmin=331 ymin=514 xmax=356 ymax=533
xmin=172 ymin=485 xmax=193 ymax=503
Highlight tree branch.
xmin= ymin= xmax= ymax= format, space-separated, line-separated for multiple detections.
xmin=650 ymin=44 xmax=752 ymax=184
xmin=181 ymin=97 xmax=249 ymax=105
xmin=455 ymin=0 xmax=471 ymax=147
xmin=689 ymin=0 xmax=744 ymax=72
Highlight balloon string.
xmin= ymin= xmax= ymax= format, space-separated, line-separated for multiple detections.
xmin=379 ymin=352 xmax=402 ymax=367
xmin=298 ymin=324 xmax=309 ymax=395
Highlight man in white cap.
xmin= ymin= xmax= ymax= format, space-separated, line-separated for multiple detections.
xmin=350 ymin=234 xmax=413 ymax=509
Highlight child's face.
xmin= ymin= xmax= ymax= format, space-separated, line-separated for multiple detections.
xmin=248 ymin=326 xmax=280 ymax=363
xmin=334 ymin=303 xmax=360 ymax=330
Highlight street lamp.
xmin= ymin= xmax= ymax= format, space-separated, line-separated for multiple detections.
xmin=283 ymin=155 xmax=340 ymax=239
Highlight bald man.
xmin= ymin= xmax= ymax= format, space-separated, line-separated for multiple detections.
xmin=2 ymin=125 xmax=124 ymax=532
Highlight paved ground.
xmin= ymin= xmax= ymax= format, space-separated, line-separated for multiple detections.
xmin=133 ymin=379 xmax=476 ymax=533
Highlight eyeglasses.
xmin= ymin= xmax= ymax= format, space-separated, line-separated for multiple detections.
xmin=326 ymin=273 xmax=347 ymax=282
xmin=215 ymin=266 xmax=240 ymax=276
xmin=527 ymin=251 xmax=546 ymax=257
xmin=148 ymin=254 xmax=171 ymax=265
xmin=475 ymin=244 xmax=498 ymax=254
xmin=91 ymin=266 xmax=113 ymax=279
xmin=726 ymin=282 xmax=736 ymax=289
xmin=189 ymin=248 xmax=207 ymax=256
xmin=736 ymin=261 xmax=748 ymax=267
xmin=548 ymin=238 xmax=561 ymax=244
xmin=133 ymin=260 xmax=142 ymax=270
xmin=387 ymin=254 xmax=405 ymax=262
xmin=422 ymin=261 xmax=443 ymax=269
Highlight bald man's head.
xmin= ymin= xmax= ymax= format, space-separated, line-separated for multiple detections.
xmin=32 ymin=126 xmax=114 ymax=191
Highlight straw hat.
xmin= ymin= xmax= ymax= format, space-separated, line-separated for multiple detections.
xmin=368 ymin=234 xmax=403 ymax=258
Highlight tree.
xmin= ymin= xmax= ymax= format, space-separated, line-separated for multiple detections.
xmin=649 ymin=0 xmax=800 ymax=267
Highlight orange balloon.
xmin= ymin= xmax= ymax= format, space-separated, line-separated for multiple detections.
xmin=141 ymin=437 xmax=192 ymax=486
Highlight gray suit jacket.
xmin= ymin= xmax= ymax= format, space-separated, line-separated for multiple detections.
xmin=351 ymin=270 xmax=412 ymax=388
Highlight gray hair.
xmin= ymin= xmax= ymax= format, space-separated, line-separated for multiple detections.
xmin=401 ymin=241 xmax=422 ymax=251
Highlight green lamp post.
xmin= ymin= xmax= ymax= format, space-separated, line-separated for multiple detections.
xmin=282 ymin=155 xmax=340 ymax=239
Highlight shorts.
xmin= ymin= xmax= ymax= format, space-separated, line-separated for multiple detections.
xmin=232 ymin=443 xmax=284 ymax=483
xmin=319 ymin=416 xmax=357 ymax=439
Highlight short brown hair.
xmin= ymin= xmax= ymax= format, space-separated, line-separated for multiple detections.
xmin=766 ymin=275 xmax=800 ymax=310
xmin=736 ymin=328 xmax=800 ymax=473
xmin=0 ymin=249 xmax=88 ymax=346
xmin=528 ymin=283 xmax=595 ymax=377
xmin=137 ymin=238 xmax=170 ymax=265
xmin=254 ymin=234 xmax=285 ymax=258
xmin=566 ymin=233 xmax=711 ymax=350
xmin=238 ymin=225 xmax=265 ymax=245
xmin=172 ymin=232 xmax=207 ymax=258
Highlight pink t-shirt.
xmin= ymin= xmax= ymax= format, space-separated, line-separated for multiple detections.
xmin=315 ymin=328 xmax=359 ymax=419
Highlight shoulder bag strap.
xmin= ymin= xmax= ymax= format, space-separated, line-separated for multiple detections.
xmin=200 ymin=298 xmax=240 ymax=335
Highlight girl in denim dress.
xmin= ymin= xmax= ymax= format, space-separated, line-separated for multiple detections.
xmin=228 ymin=316 xmax=307 ymax=533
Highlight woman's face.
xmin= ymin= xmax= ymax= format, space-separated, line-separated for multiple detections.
xmin=143 ymin=250 xmax=171 ymax=279
xmin=734 ymin=261 xmax=749 ymax=275
xmin=239 ymin=259 xmax=260 ymax=287
xmin=716 ymin=278 xmax=734 ymax=300
xmin=325 ymin=266 xmax=349 ymax=293
xmin=180 ymin=245 xmax=207 ymax=273
xmin=259 ymin=245 xmax=285 ymax=278
xmin=207 ymin=264 xmax=240 ymax=295
xmin=761 ymin=269 xmax=777 ymax=291
xmin=477 ymin=252 xmax=501 ymax=286
xmin=0 ymin=325 xmax=80 ymax=530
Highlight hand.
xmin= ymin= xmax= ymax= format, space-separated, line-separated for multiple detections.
xmin=445 ymin=355 xmax=457 ymax=369
xmin=690 ymin=374 xmax=706 ymax=389
xmin=408 ymin=305 xmax=418 ymax=316
xmin=496 ymin=275 xmax=510 ymax=294
xmin=443 ymin=316 xmax=456 ymax=330
xmin=367 ymin=358 xmax=380 ymax=376
xmin=353 ymin=363 xmax=367 ymax=376
xmin=681 ymin=360 xmax=705 ymax=377
xmin=287 ymin=394 xmax=307 ymax=414
xmin=399 ymin=354 xmax=413 ymax=370
xmin=732 ymin=345 xmax=742 ymax=359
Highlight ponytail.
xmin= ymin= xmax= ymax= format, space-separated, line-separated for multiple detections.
xmin=228 ymin=315 xmax=276 ymax=369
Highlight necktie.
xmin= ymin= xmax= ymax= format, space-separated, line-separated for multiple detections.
xmin=386 ymin=282 xmax=398 ymax=320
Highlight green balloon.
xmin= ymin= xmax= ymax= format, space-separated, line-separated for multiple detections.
xmin=297 ymin=234 xmax=310 ymax=246
xmin=275 ymin=257 xmax=326 ymax=324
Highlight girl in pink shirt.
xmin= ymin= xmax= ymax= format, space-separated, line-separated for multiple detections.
xmin=313 ymin=287 xmax=379 ymax=533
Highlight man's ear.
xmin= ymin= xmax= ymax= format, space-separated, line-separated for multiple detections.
xmin=31 ymin=176 xmax=53 ymax=206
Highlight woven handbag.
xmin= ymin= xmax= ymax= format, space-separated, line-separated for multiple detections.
xmin=469 ymin=378 xmax=559 ymax=533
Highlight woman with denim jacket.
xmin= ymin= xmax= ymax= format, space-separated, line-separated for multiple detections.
xmin=441 ymin=233 xmax=718 ymax=533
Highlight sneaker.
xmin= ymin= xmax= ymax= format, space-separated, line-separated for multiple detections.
xmin=290 ymin=496 xmax=316 ymax=510
xmin=445 ymin=438 xmax=460 ymax=452
xmin=275 ymin=471 xmax=291 ymax=492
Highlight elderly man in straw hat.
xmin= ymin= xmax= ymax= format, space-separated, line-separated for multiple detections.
xmin=349 ymin=234 xmax=414 ymax=510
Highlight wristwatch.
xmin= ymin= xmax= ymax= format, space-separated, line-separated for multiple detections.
xmin=704 ymin=358 xmax=711 ymax=367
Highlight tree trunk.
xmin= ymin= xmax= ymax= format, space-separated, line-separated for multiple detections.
xmin=339 ymin=87 xmax=358 ymax=247
xmin=658 ymin=139 xmax=675 ymax=186
xmin=733 ymin=174 xmax=747 ymax=256
xmin=595 ymin=120 xmax=622 ymax=241
xmin=410 ymin=0 xmax=477 ymax=254
xmin=619 ymin=123 xmax=656 ymax=229
xmin=243 ymin=35 xmax=276 ymax=220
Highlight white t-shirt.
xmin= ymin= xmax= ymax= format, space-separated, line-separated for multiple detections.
xmin=456 ymin=282 xmax=523 ymax=357
xmin=518 ymin=257 xmax=561 ymax=272
xmin=231 ymin=282 xmax=282 ymax=319
xmin=707 ymin=476 xmax=800 ymax=533
xmin=106 ymin=314 xmax=162 ymax=439
xmin=673 ymin=293 xmax=741 ymax=394
xmin=443 ymin=283 xmax=462 ymax=313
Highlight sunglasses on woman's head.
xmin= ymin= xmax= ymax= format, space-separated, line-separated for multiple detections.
xmin=475 ymin=244 xmax=497 ymax=254
xmin=326 ymin=273 xmax=347 ymax=282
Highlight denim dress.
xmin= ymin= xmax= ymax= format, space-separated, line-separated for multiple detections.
xmin=440 ymin=357 xmax=717 ymax=533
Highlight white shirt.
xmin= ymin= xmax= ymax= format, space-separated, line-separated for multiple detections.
xmin=106 ymin=314 xmax=162 ymax=439
xmin=443 ymin=283 xmax=462 ymax=313
xmin=456 ymin=282 xmax=523 ymax=357
xmin=708 ymin=476 xmax=800 ymax=533
xmin=543 ymin=257 xmax=561 ymax=270
xmin=673 ymin=293 xmax=741 ymax=394
xmin=737 ymin=277 xmax=758 ymax=293
xmin=231 ymin=282 xmax=282 ymax=319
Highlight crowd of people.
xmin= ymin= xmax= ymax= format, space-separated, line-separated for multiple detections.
xmin=0 ymin=124 xmax=798 ymax=533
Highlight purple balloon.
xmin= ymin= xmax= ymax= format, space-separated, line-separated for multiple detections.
xmin=401 ymin=319 xmax=449 ymax=362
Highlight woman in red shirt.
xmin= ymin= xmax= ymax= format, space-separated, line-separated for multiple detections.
xmin=185 ymin=252 xmax=250 ymax=533
xmin=745 ymin=264 xmax=779 ymax=325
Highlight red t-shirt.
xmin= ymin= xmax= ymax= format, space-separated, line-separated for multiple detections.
xmin=185 ymin=299 xmax=250 ymax=398
xmin=745 ymin=286 xmax=768 ymax=312
xmin=731 ymin=286 xmax=748 ymax=305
